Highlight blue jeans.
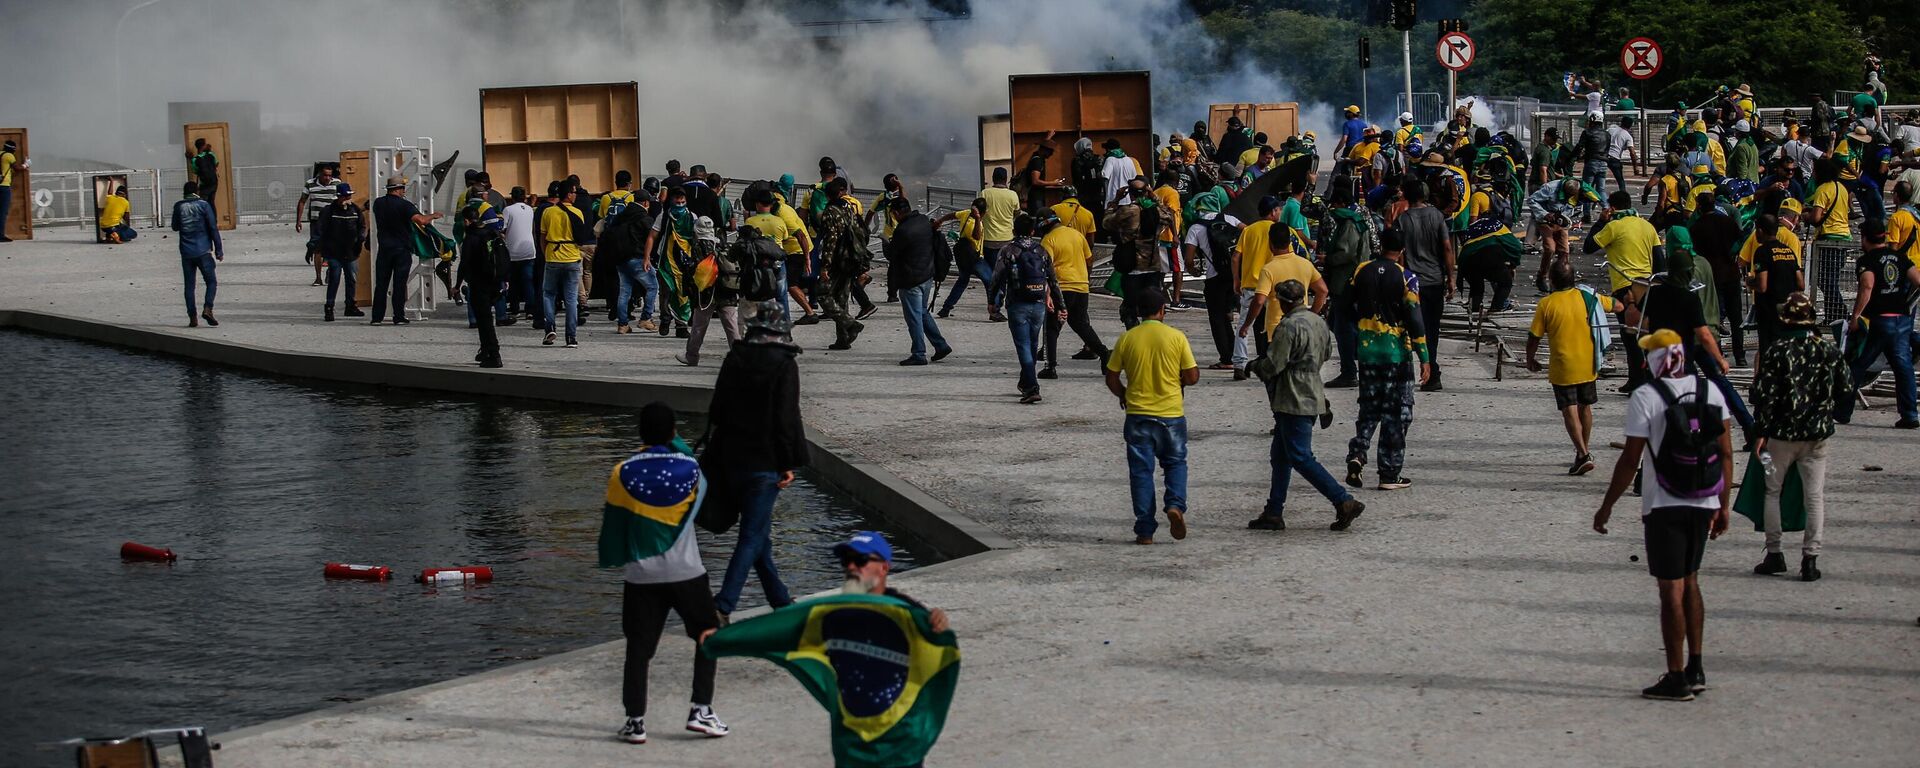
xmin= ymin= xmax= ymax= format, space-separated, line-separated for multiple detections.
xmin=613 ymin=259 xmax=652 ymax=325
xmin=713 ymin=470 xmax=793 ymax=615
xmin=1852 ymin=177 xmax=1886 ymax=228
xmin=1006 ymin=299 xmax=1044 ymax=392
xmin=325 ymin=253 xmax=358 ymax=308
xmin=939 ymin=258 xmax=1001 ymax=314
xmin=181 ymin=253 xmax=217 ymax=316
xmin=542 ymin=261 xmax=582 ymax=339
xmin=103 ymin=224 xmax=137 ymax=242
xmin=1123 ymin=415 xmax=1188 ymax=538
xmin=509 ymin=259 xmax=538 ymax=317
xmin=1582 ymin=161 xmax=1608 ymax=219
xmin=899 ymin=279 xmax=949 ymax=361
xmin=1836 ymin=315 xmax=1917 ymax=422
xmin=1268 ymin=413 xmax=1352 ymax=514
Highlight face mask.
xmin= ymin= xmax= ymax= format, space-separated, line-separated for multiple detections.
xmin=671 ymin=204 xmax=687 ymax=215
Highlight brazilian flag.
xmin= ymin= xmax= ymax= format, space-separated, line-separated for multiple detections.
xmin=704 ymin=593 xmax=961 ymax=768
xmin=598 ymin=447 xmax=703 ymax=567
xmin=1461 ymin=216 xmax=1524 ymax=269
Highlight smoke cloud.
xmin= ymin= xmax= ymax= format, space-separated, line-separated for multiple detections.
xmin=0 ymin=0 xmax=1342 ymax=186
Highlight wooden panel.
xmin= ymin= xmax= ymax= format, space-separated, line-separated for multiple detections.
xmin=978 ymin=114 xmax=1012 ymax=190
xmin=478 ymin=83 xmax=641 ymax=204
xmin=92 ymin=174 xmax=129 ymax=242
xmin=480 ymin=91 xmax=526 ymax=143
xmin=1004 ymin=72 xmax=1149 ymax=205
xmin=1 ymin=127 xmax=29 ymax=240
xmin=182 ymin=122 xmax=235 ymax=230
xmin=1077 ymin=74 xmax=1152 ymax=132
xmin=1210 ymin=102 xmax=1300 ymax=146
xmin=337 ymin=150 xmax=373 ymax=306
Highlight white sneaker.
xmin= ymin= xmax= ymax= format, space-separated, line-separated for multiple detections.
xmin=686 ymin=706 xmax=730 ymax=737
xmin=616 ymin=716 xmax=647 ymax=744
xmin=674 ymin=353 xmax=697 ymax=367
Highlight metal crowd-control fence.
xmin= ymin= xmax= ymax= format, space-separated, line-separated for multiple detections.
xmin=1808 ymin=240 xmax=1861 ymax=323
xmin=1397 ymin=92 xmax=1445 ymax=129
xmin=1533 ymin=103 xmax=1920 ymax=168
xmin=23 ymin=169 xmax=165 ymax=229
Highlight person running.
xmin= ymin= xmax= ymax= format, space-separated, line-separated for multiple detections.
xmin=882 ymin=197 xmax=953 ymax=367
xmin=1185 ymin=192 xmax=1244 ymax=373
xmin=1235 ymin=219 xmax=1327 ymax=346
xmin=539 ymin=182 xmax=587 ymax=346
xmin=1586 ymin=190 xmax=1658 ymax=390
xmin=295 ymin=164 xmax=339 ymax=285
xmin=1742 ymin=213 xmax=1805 ymax=367
xmin=1526 ymin=263 xmax=1617 ymax=475
xmin=1345 ymin=229 xmax=1430 ymax=490
xmin=169 ymin=181 xmax=224 ymax=328
xmin=1606 ymin=116 xmax=1640 ymax=194
xmin=770 ymin=175 xmax=819 ymax=324
xmin=1152 ymin=169 xmax=1188 ymax=309
xmin=1748 ymin=293 xmax=1849 ymax=581
xmin=1835 ymin=221 xmax=1920 ymax=429
xmin=1526 ymin=176 xmax=1600 ymax=292
xmin=708 ymin=299 xmax=805 ymax=622
xmin=370 ymin=178 xmax=442 ymax=326
xmin=315 ymin=182 xmax=365 ymax=322
xmin=1688 ymin=189 xmax=1746 ymax=367
xmin=1039 ymin=209 xmax=1108 ymax=376
xmin=1249 ymin=279 xmax=1366 ymax=532
xmin=814 ymin=178 xmax=873 ymax=350
xmin=603 ymin=402 xmax=731 ymax=745
xmin=1105 ymin=288 xmax=1199 ymax=544
xmin=643 ymin=185 xmax=702 ymax=340
xmin=1594 ymin=328 xmax=1732 ymax=703
xmin=934 ymin=197 xmax=1000 ymax=320
xmin=987 ymin=215 xmax=1064 ymax=403
xmin=1106 ymin=182 xmax=1166 ymax=329
xmin=1396 ymin=180 xmax=1453 ymax=391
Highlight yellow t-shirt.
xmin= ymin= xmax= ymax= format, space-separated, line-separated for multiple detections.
xmin=1809 ymin=181 xmax=1852 ymax=239
xmin=745 ymin=211 xmax=791 ymax=252
xmin=980 ymin=187 xmax=1021 ymax=242
xmin=871 ymin=193 xmax=898 ymax=238
xmin=1152 ymin=185 xmax=1181 ymax=239
xmin=1888 ymin=207 xmax=1919 ymax=267
xmin=951 ymin=209 xmax=985 ymax=253
xmin=1738 ymin=227 xmax=1803 ymax=272
xmin=98 ymin=195 xmax=130 ymax=228
xmin=541 ymin=203 xmax=583 ymax=263
xmin=1041 ymin=225 xmax=1092 ymax=294
xmin=1348 ymin=141 xmax=1382 ymax=165
xmin=1051 ymin=200 xmax=1097 ymax=239
xmin=1106 ymin=319 xmax=1198 ymax=418
xmin=1530 ymin=288 xmax=1619 ymax=386
xmin=596 ymin=189 xmax=635 ymax=219
xmin=1238 ymin=146 xmax=1262 ymax=169
xmin=1235 ymin=220 xmax=1277 ymax=290
xmin=0 ymin=151 xmax=13 ymax=187
xmin=1592 ymin=215 xmax=1658 ymax=291
xmin=774 ymin=201 xmax=807 ymax=254
xmin=1469 ymin=190 xmax=1492 ymax=219
xmin=1255 ymin=254 xmax=1323 ymax=339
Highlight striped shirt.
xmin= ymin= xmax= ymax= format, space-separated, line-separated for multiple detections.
xmin=303 ymin=177 xmax=340 ymax=221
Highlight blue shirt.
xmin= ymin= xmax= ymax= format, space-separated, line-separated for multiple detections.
xmin=1342 ymin=118 xmax=1369 ymax=148
xmin=169 ymin=196 xmax=222 ymax=258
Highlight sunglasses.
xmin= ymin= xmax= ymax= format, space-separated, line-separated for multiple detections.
xmin=839 ymin=553 xmax=875 ymax=567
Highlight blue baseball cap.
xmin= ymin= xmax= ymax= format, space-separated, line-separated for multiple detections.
xmin=335 ymin=182 xmax=352 ymax=195
xmin=834 ymin=531 xmax=893 ymax=564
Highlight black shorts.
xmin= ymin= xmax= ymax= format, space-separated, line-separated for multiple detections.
xmin=1553 ymin=381 xmax=1598 ymax=410
xmin=1642 ymin=506 xmax=1714 ymax=580
xmin=784 ymin=254 xmax=811 ymax=288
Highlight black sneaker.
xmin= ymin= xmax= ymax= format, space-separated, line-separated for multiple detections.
xmin=324 ymin=306 xmax=335 ymax=322
xmin=856 ymin=305 xmax=879 ymax=321
xmin=543 ymin=331 xmax=557 ymax=346
xmin=1330 ymin=499 xmax=1365 ymax=531
xmin=1685 ymin=663 xmax=1708 ymax=693
xmin=827 ymin=342 xmax=852 ymax=350
xmin=1346 ymin=459 xmax=1364 ymax=488
xmin=1325 ymin=376 xmax=1358 ymax=389
xmin=1640 ymin=671 xmax=1695 ymax=701
xmin=1071 ymin=348 xmax=1099 ymax=360
xmin=1037 ymin=367 xmax=1058 ymax=380
xmin=617 ymin=716 xmax=647 ymax=744
xmin=898 ymin=357 xmax=929 ymax=366
xmin=1753 ymin=551 xmax=1787 ymax=575
xmin=1247 ymin=513 xmax=1285 ymax=530
xmin=1019 ymin=391 xmax=1043 ymax=405
xmin=1571 ymin=453 xmax=1595 ymax=476
xmin=1378 ymin=475 xmax=1413 ymax=491
xmin=1897 ymin=419 xmax=1920 ymax=430
xmin=932 ymin=346 xmax=953 ymax=362
xmin=794 ymin=313 xmax=822 ymax=326
xmin=1800 ymin=555 xmax=1821 ymax=582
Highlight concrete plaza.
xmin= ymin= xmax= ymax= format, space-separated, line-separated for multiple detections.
xmin=2 ymin=224 xmax=1915 ymax=766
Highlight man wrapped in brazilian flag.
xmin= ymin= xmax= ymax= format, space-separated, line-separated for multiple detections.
xmin=705 ymin=531 xmax=959 ymax=768
xmin=646 ymin=184 xmax=699 ymax=337
xmin=1460 ymin=161 xmax=1525 ymax=316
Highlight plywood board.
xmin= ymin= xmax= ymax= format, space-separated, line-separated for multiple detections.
xmin=182 ymin=122 xmax=235 ymax=230
xmin=1209 ymin=102 xmax=1301 ymax=148
xmin=0 ymin=127 xmax=30 ymax=240
xmin=337 ymin=150 xmax=373 ymax=306
xmin=1006 ymin=72 xmax=1150 ymax=206
xmin=479 ymin=83 xmax=641 ymax=203
xmin=978 ymin=114 xmax=1012 ymax=191
xmin=92 ymin=174 xmax=130 ymax=242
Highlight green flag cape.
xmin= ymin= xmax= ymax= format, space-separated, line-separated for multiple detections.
xmin=597 ymin=446 xmax=704 ymax=568
xmin=410 ymin=220 xmax=456 ymax=263
xmin=1734 ymin=458 xmax=1807 ymax=532
xmin=704 ymin=593 xmax=961 ymax=768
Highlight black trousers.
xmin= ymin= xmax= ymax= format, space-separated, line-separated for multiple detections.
xmin=1716 ymin=275 xmax=1745 ymax=363
xmin=623 ymin=577 xmax=720 ymax=718
xmin=1119 ymin=271 xmax=1164 ymax=328
xmin=1418 ymin=283 xmax=1447 ymax=378
xmin=471 ymin=287 xmax=499 ymax=360
xmin=1203 ymin=274 xmax=1237 ymax=365
xmin=1045 ymin=290 xmax=1108 ymax=367
xmin=1461 ymin=259 xmax=1513 ymax=314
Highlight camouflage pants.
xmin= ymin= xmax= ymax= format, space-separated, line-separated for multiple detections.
xmin=817 ymin=267 xmax=866 ymax=346
xmin=1347 ymin=364 xmax=1415 ymax=479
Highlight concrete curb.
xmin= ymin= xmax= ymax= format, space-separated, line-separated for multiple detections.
xmin=0 ymin=309 xmax=1008 ymax=561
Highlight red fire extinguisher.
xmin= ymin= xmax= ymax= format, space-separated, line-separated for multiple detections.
xmin=323 ymin=563 xmax=392 ymax=581
xmin=419 ymin=566 xmax=493 ymax=585
xmin=120 ymin=541 xmax=177 ymax=562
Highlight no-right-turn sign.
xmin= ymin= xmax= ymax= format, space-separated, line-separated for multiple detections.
xmin=1621 ymin=37 xmax=1662 ymax=80
xmin=1437 ymin=31 xmax=1475 ymax=72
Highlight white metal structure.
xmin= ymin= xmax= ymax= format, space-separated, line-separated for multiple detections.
xmin=371 ymin=138 xmax=441 ymax=320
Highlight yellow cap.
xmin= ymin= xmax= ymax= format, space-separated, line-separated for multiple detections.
xmin=1779 ymin=198 xmax=1803 ymax=214
xmin=1638 ymin=328 xmax=1683 ymax=350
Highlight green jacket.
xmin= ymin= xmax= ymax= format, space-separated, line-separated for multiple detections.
xmin=1253 ymin=306 xmax=1333 ymax=417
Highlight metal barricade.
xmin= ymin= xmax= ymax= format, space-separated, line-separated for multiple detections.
xmin=1397 ymin=92 xmax=1445 ymax=128
xmin=1808 ymin=240 xmax=1861 ymax=323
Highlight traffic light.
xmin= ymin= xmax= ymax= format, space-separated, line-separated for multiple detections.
xmin=1389 ymin=0 xmax=1417 ymax=32
xmin=1436 ymin=18 xmax=1469 ymax=37
xmin=1359 ymin=36 xmax=1372 ymax=69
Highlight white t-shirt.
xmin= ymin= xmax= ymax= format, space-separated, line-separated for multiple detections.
xmin=1623 ymin=376 xmax=1729 ymax=515
xmin=1585 ymin=91 xmax=1605 ymax=116
xmin=1605 ymin=125 xmax=1635 ymax=160
xmin=1182 ymin=214 xmax=1243 ymax=280
xmin=501 ymin=202 xmax=537 ymax=261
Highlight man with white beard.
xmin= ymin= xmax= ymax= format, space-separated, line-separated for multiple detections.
xmin=835 ymin=532 xmax=950 ymax=635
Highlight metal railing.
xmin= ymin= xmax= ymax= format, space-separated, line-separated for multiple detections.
xmin=1532 ymin=103 xmax=1920 ymax=166
xmin=1808 ymin=240 xmax=1861 ymax=323
xmin=1397 ymin=92 xmax=1445 ymax=129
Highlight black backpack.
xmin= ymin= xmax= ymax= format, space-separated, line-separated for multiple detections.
xmin=1008 ymin=239 xmax=1052 ymax=302
xmin=1201 ymin=214 xmax=1239 ymax=277
xmin=1649 ymin=374 xmax=1728 ymax=499
xmin=734 ymin=227 xmax=785 ymax=302
xmin=932 ymin=228 xmax=955 ymax=282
